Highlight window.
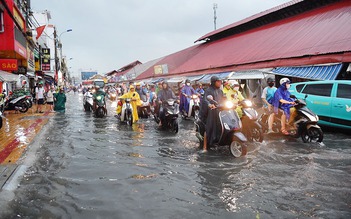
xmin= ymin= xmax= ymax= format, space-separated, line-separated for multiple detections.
xmin=302 ymin=83 xmax=332 ymax=97
xmin=295 ymin=84 xmax=305 ymax=93
xmin=0 ymin=10 xmax=4 ymax=33
xmin=336 ymin=84 xmax=351 ymax=99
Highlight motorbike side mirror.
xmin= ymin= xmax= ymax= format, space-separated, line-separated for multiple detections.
xmin=206 ymin=95 xmax=214 ymax=101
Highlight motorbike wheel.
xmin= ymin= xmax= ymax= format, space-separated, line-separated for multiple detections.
xmin=96 ymin=108 xmax=104 ymax=118
xmin=127 ymin=112 xmax=133 ymax=126
xmin=19 ymin=104 xmax=29 ymax=113
xmin=251 ymin=124 xmax=264 ymax=142
xmin=194 ymin=110 xmax=199 ymax=120
xmin=84 ymin=104 xmax=91 ymax=112
xmin=172 ymin=120 xmax=179 ymax=133
xmin=229 ymin=136 xmax=247 ymax=157
xmin=0 ymin=117 xmax=2 ymax=129
xmin=301 ymin=127 xmax=323 ymax=143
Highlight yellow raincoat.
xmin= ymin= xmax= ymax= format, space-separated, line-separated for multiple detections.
xmin=223 ymin=86 xmax=244 ymax=118
xmin=116 ymin=90 xmax=141 ymax=123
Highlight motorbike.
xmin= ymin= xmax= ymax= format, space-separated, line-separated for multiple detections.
xmin=94 ymin=94 xmax=107 ymax=118
xmin=195 ymin=95 xmax=248 ymax=157
xmin=182 ymin=94 xmax=201 ymax=120
xmin=154 ymin=99 xmax=179 ymax=133
xmin=259 ymin=95 xmax=323 ymax=143
xmin=107 ymin=88 xmax=117 ymax=101
xmin=239 ymin=99 xmax=264 ymax=142
xmin=83 ymin=91 xmax=94 ymax=112
xmin=118 ymin=95 xmax=135 ymax=126
xmin=0 ymin=98 xmax=4 ymax=129
xmin=3 ymin=95 xmax=29 ymax=113
xmin=138 ymin=94 xmax=151 ymax=118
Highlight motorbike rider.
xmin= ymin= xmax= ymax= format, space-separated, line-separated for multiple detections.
xmin=92 ymin=85 xmax=106 ymax=112
xmin=223 ymin=80 xmax=244 ymax=118
xmin=261 ymin=77 xmax=277 ymax=134
xmin=272 ymin=77 xmax=296 ymax=135
xmin=200 ymin=76 xmax=225 ymax=152
xmin=157 ymin=81 xmax=177 ymax=126
xmin=116 ymin=85 xmax=141 ymax=123
xmin=195 ymin=83 xmax=205 ymax=96
xmin=180 ymin=79 xmax=197 ymax=116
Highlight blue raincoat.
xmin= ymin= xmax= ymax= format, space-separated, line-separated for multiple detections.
xmin=273 ymin=82 xmax=294 ymax=120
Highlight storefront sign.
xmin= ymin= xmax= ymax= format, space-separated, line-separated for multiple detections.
xmin=41 ymin=48 xmax=51 ymax=71
xmin=0 ymin=59 xmax=18 ymax=71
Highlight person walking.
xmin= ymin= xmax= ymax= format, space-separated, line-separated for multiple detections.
xmin=54 ymin=87 xmax=67 ymax=113
xmin=261 ymin=77 xmax=277 ymax=134
xmin=35 ymin=81 xmax=45 ymax=113
xmin=46 ymin=85 xmax=55 ymax=112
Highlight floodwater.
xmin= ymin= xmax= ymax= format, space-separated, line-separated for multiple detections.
xmin=1 ymin=92 xmax=350 ymax=219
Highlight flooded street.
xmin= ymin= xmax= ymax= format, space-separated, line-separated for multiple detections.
xmin=1 ymin=92 xmax=351 ymax=218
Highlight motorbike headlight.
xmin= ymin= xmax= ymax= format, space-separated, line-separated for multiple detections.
xmin=243 ymin=100 xmax=253 ymax=107
xmin=225 ymin=101 xmax=234 ymax=109
xmin=192 ymin=95 xmax=198 ymax=99
xmin=97 ymin=96 xmax=102 ymax=101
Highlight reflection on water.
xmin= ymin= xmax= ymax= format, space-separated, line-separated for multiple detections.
xmin=1 ymin=93 xmax=351 ymax=219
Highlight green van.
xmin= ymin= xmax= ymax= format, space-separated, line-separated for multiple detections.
xmin=289 ymin=80 xmax=351 ymax=129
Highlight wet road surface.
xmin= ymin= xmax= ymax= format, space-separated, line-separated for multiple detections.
xmin=1 ymin=92 xmax=350 ymax=218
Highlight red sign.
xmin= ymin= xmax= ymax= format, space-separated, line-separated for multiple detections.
xmin=0 ymin=59 xmax=18 ymax=71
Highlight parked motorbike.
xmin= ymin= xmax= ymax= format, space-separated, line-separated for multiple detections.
xmin=195 ymin=95 xmax=247 ymax=157
xmin=83 ymin=91 xmax=94 ymax=112
xmin=239 ymin=99 xmax=264 ymax=142
xmin=138 ymin=94 xmax=151 ymax=118
xmin=259 ymin=95 xmax=323 ymax=143
xmin=118 ymin=96 xmax=135 ymax=126
xmin=3 ymin=95 xmax=29 ymax=113
xmin=154 ymin=99 xmax=179 ymax=133
xmin=182 ymin=94 xmax=200 ymax=120
xmin=94 ymin=94 xmax=107 ymax=118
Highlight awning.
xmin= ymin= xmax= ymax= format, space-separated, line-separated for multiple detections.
xmin=198 ymin=71 xmax=232 ymax=83
xmin=186 ymin=74 xmax=205 ymax=82
xmin=229 ymin=70 xmax=266 ymax=80
xmin=151 ymin=78 xmax=164 ymax=84
xmin=271 ymin=63 xmax=343 ymax=80
xmin=166 ymin=77 xmax=185 ymax=83
xmin=0 ymin=70 xmax=18 ymax=82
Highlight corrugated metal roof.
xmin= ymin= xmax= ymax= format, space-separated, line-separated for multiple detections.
xmin=136 ymin=0 xmax=351 ymax=80
xmin=271 ymin=63 xmax=342 ymax=80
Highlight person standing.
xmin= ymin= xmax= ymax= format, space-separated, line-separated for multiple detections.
xmin=46 ymin=85 xmax=55 ymax=112
xmin=261 ymin=77 xmax=277 ymax=134
xmin=35 ymin=82 xmax=45 ymax=113
xmin=54 ymin=87 xmax=67 ymax=113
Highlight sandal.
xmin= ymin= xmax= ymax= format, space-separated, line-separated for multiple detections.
xmin=281 ymin=129 xmax=289 ymax=135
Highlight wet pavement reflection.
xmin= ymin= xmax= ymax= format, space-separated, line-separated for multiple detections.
xmin=1 ymin=92 xmax=350 ymax=218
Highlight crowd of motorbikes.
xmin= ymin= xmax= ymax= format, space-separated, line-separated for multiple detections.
xmin=80 ymin=84 xmax=324 ymax=158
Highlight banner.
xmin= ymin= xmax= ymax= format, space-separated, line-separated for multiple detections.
xmin=0 ymin=59 xmax=18 ymax=71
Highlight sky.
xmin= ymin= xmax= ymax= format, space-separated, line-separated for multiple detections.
xmin=31 ymin=0 xmax=290 ymax=77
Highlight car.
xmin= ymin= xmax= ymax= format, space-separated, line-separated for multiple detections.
xmin=289 ymin=80 xmax=351 ymax=130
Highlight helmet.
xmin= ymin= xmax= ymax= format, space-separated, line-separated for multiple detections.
xmin=280 ymin=77 xmax=290 ymax=85
xmin=267 ymin=77 xmax=275 ymax=83
xmin=185 ymin=79 xmax=190 ymax=83
xmin=232 ymin=80 xmax=240 ymax=86
xmin=210 ymin=76 xmax=220 ymax=84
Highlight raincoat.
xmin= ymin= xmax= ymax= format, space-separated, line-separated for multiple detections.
xmin=200 ymin=84 xmax=225 ymax=147
xmin=116 ymin=91 xmax=141 ymax=123
xmin=180 ymin=85 xmax=196 ymax=114
xmin=273 ymin=82 xmax=294 ymax=120
xmin=223 ymin=86 xmax=244 ymax=117
xmin=54 ymin=92 xmax=66 ymax=113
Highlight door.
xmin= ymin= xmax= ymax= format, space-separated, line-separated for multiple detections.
xmin=330 ymin=82 xmax=351 ymax=127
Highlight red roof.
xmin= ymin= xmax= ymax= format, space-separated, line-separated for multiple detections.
xmin=137 ymin=0 xmax=351 ymax=80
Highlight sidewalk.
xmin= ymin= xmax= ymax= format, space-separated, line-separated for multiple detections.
xmin=0 ymin=108 xmax=54 ymax=189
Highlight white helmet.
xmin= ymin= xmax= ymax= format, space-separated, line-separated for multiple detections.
xmin=280 ymin=77 xmax=290 ymax=85
xmin=231 ymin=80 xmax=239 ymax=86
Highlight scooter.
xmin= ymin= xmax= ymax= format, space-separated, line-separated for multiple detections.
xmin=4 ymin=95 xmax=29 ymax=113
xmin=195 ymin=95 xmax=248 ymax=157
xmin=138 ymin=94 xmax=151 ymax=118
xmin=94 ymin=94 xmax=107 ymax=118
xmin=83 ymin=91 xmax=94 ymax=112
xmin=118 ymin=94 xmax=136 ymax=126
xmin=155 ymin=99 xmax=179 ymax=133
xmin=259 ymin=95 xmax=323 ymax=143
xmin=182 ymin=94 xmax=201 ymax=120
xmin=240 ymin=99 xmax=264 ymax=142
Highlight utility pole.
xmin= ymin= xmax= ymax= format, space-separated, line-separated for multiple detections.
xmin=54 ymin=26 xmax=59 ymax=85
xmin=213 ymin=3 xmax=218 ymax=30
